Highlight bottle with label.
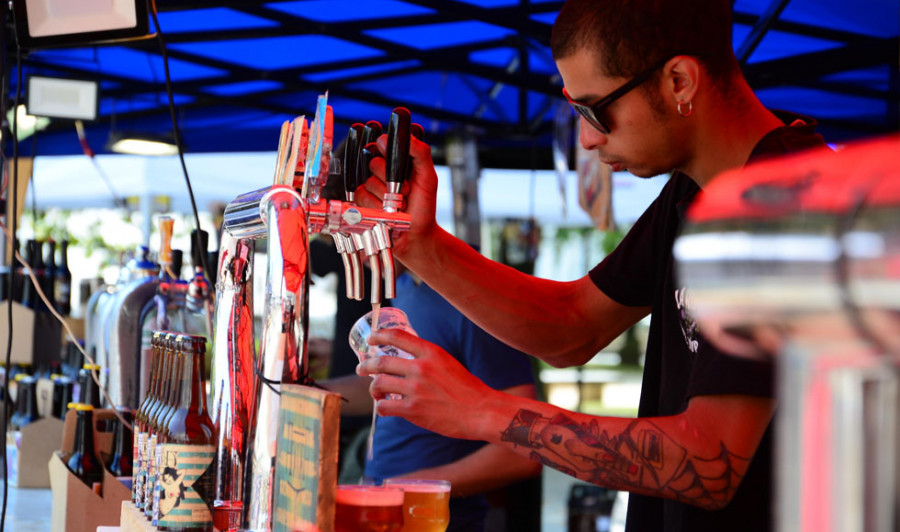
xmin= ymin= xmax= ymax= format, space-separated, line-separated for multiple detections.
xmin=147 ymin=333 xmax=181 ymax=522
xmin=154 ymin=334 xmax=187 ymax=526
xmin=11 ymin=375 xmax=39 ymax=429
xmin=134 ymin=330 xmax=163 ymax=507
xmin=78 ymin=364 xmax=103 ymax=408
xmin=51 ymin=376 xmax=74 ymax=419
xmin=158 ymin=334 xmax=215 ymax=532
xmin=108 ymin=407 xmax=134 ymax=478
xmin=66 ymin=403 xmax=104 ymax=489
xmin=55 ymin=240 xmax=73 ymax=317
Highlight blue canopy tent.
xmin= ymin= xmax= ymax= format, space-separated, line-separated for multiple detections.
xmin=4 ymin=0 xmax=898 ymax=170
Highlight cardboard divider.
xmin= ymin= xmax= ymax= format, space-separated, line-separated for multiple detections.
xmin=5 ymin=415 xmax=64 ymax=488
xmin=49 ymin=408 xmax=133 ymax=532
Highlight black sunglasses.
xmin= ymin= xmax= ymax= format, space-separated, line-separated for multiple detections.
xmin=563 ymin=55 xmax=674 ymax=134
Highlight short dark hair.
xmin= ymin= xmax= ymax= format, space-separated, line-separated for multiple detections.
xmin=551 ymin=0 xmax=740 ymax=84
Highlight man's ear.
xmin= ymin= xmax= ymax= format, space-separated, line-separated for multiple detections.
xmin=665 ymin=55 xmax=701 ymax=104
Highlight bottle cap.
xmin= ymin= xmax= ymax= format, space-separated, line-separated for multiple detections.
xmin=69 ymin=402 xmax=94 ymax=411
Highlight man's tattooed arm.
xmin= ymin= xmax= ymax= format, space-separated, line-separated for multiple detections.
xmin=500 ymin=409 xmax=752 ymax=510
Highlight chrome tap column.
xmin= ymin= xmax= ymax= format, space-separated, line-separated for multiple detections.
xmin=210 ymin=231 xmax=255 ymax=526
xmin=210 ymin=99 xmax=415 ymax=531
xmin=673 ymin=135 xmax=900 ymax=532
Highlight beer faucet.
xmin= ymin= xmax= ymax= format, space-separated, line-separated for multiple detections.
xmin=210 ymin=97 xmax=415 ymax=530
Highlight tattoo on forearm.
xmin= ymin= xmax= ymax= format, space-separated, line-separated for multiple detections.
xmin=500 ymin=409 xmax=750 ymax=508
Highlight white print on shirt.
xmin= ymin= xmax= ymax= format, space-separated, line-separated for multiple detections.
xmin=674 ymin=287 xmax=700 ymax=353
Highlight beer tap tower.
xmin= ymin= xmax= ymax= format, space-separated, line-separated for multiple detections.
xmin=210 ymin=95 xmax=414 ymax=531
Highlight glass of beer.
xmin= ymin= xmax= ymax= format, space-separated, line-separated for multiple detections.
xmin=384 ymin=479 xmax=451 ymax=532
xmin=335 ymin=485 xmax=405 ymax=532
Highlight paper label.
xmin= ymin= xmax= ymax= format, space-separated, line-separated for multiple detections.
xmin=133 ymin=431 xmax=147 ymax=508
xmin=144 ymin=433 xmax=157 ymax=517
xmin=156 ymin=443 xmax=215 ymax=529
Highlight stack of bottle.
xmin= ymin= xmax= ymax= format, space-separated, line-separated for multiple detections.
xmin=4 ymin=369 xmax=76 ymax=429
xmin=6 ymin=238 xmax=73 ymax=315
xmin=64 ymin=402 xmax=134 ymax=492
xmin=133 ymin=330 xmax=216 ymax=531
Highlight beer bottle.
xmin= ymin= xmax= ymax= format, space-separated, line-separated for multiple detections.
xmin=51 ymin=376 xmax=75 ymax=419
xmin=108 ymin=407 xmax=134 ymax=477
xmin=148 ymin=333 xmax=182 ymax=522
xmin=20 ymin=240 xmax=39 ymax=310
xmin=153 ymin=334 xmax=186 ymax=526
xmin=55 ymin=240 xmax=73 ymax=316
xmin=43 ymin=239 xmax=58 ymax=312
xmin=78 ymin=363 xmax=103 ymax=408
xmin=15 ymin=376 xmax=40 ymax=428
xmin=11 ymin=238 xmax=24 ymax=303
xmin=157 ymin=334 xmax=215 ymax=532
xmin=134 ymin=330 xmax=163 ymax=507
xmin=67 ymin=403 xmax=104 ymax=489
xmin=11 ymin=374 xmax=30 ymax=429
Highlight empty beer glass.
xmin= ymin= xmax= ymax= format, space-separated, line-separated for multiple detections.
xmin=349 ymin=307 xmax=419 ymax=463
xmin=335 ymin=485 xmax=404 ymax=532
xmin=384 ymin=479 xmax=451 ymax=532
xmin=348 ymin=307 xmax=417 ymax=362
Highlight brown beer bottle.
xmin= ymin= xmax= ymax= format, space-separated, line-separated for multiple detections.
xmin=131 ymin=331 xmax=162 ymax=508
xmin=146 ymin=332 xmax=179 ymax=520
xmin=152 ymin=333 xmax=185 ymax=526
xmin=66 ymin=403 xmax=104 ymax=489
xmin=158 ymin=334 xmax=215 ymax=532
xmin=108 ymin=407 xmax=134 ymax=477
xmin=78 ymin=363 xmax=103 ymax=408
xmin=134 ymin=330 xmax=163 ymax=507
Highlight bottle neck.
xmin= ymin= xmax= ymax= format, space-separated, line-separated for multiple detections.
xmin=167 ymin=349 xmax=184 ymax=409
xmin=180 ymin=347 xmax=208 ymax=416
xmin=113 ymin=412 xmax=133 ymax=454
xmin=74 ymin=410 xmax=95 ymax=456
xmin=45 ymin=242 xmax=57 ymax=269
xmin=59 ymin=242 xmax=69 ymax=269
xmin=23 ymin=382 xmax=38 ymax=420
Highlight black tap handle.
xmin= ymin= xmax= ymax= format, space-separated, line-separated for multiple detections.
xmin=355 ymin=120 xmax=383 ymax=190
xmin=407 ymin=123 xmax=424 ymax=181
xmin=385 ymin=107 xmax=411 ymax=186
xmin=343 ymin=123 xmax=365 ymax=199
xmin=410 ymin=123 xmax=424 ymax=141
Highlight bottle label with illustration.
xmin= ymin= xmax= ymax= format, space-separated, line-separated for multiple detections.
xmin=144 ymin=434 xmax=158 ymax=517
xmin=133 ymin=431 xmax=147 ymax=508
xmin=156 ymin=443 xmax=215 ymax=529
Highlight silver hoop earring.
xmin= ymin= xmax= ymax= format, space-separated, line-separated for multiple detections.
xmin=677 ymin=101 xmax=693 ymax=117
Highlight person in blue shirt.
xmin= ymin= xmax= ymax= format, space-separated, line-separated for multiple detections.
xmin=325 ymin=266 xmax=541 ymax=531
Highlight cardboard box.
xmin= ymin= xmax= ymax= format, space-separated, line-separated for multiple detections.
xmin=49 ymin=408 xmax=133 ymax=532
xmin=0 ymin=301 xmax=63 ymax=367
xmin=5 ymin=415 xmax=64 ymax=488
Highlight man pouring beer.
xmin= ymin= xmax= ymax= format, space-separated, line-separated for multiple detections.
xmin=355 ymin=0 xmax=826 ymax=531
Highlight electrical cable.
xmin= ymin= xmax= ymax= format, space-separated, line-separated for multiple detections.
xmin=148 ymin=0 xmax=211 ymax=283
xmin=0 ymin=6 xmax=8 ymax=529
xmin=0 ymin=34 xmax=23 ymax=532
xmin=74 ymin=120 xmax=127 ymax=208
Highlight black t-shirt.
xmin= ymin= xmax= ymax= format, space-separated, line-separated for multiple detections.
xmin=589 ymin=112 xmax=826 ymax=532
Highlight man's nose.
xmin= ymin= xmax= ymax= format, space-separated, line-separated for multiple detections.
xmin=578 ymin=116 xmax=606 ymax=150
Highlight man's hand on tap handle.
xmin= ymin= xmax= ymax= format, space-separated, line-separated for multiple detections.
xmin=355 ymin=125 xmax=440 ymax=260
